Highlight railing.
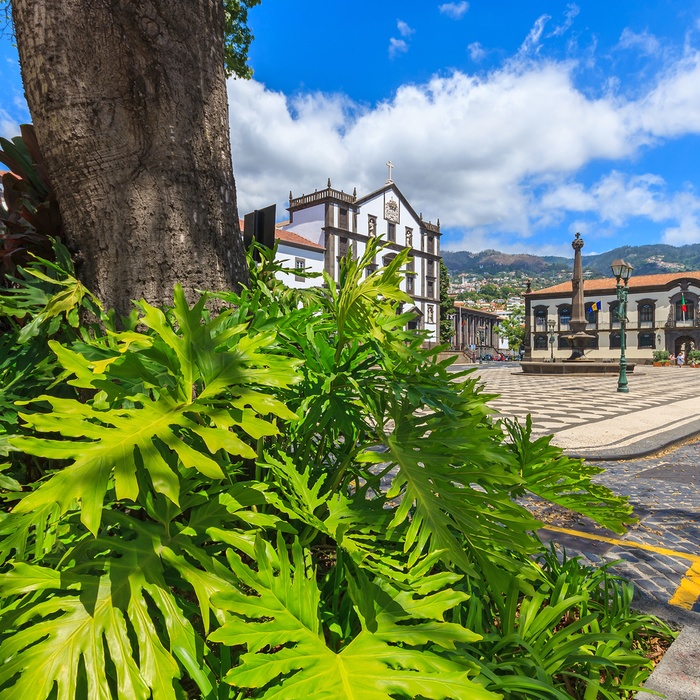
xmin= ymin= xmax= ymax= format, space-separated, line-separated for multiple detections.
xmin=290 ymin=188 xmax=356 ymax=208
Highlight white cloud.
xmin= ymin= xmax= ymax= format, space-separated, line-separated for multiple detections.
xmin=517 ymin=15 xmax=551 ymax=57
xmin=468 ymin=42 xmax=486 ymax=62
xmin=227 ymin=44 xmax=700 ymax=250
xmin=632 ymin=52 xmax=700 ymax=137
xmin=538 ymin=171 xmax=700 ymax=246
xmin=0 ymin=108 xmax=20 ymax=140
xmin=617 ymin=28 xmax=661 ymax=56
xmin=439 ymin=2 xmax=469 ymax=20
xmin=388 ymin=37 xmax=409 ymax=59
xmin=397 ymin=20 xmax=415 ymax=38
xmin=548 ymin=3 xmax=580 ymax=38
xmin=663 ymin=215 xmax=700 ymax=245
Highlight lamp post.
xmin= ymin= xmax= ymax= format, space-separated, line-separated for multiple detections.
xmin=548 ymin=319 xmax=556 ymax=362
xmin=611 ymin=258 xmax=634 ymax=393
xmin=478 ymin=325 xmax=485 ymax=363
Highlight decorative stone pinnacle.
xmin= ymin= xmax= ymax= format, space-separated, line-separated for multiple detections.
xmin=327 ymin=177 xmax=331 ymax=188
xmin=572 ymin=231 xmax=584 ymax=251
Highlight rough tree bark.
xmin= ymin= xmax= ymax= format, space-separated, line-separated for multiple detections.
xmin=11 ymin=0 xmax=249 ymax=316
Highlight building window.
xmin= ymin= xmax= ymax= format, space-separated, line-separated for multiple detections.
xmin=338 ymin=236 xmax=348 ymax=258
xmin=639 ymin=303 xmax=654 ymax=327
xmin=338 ymin=207 xmax=348 ymax=230
xmin=365 ymin=263 xmax=377 ymax=278
xmin=387 ymin=223 xmax=396 ymax=242
xmin=535 ymin=335 xmax=548 ymax=350
xmin=639 ymin=332 xmax=655 ymax=349
xmin=405 ymin=227 xmax=413 ymax=247
xmin=294 ymin=258 xmax=305 ymax=282
xmin=406 ymin=276 xmax=414 ymax=293
xmin=585 ymin=335 xmax=598 ymax=349
xmin=534 ymin=306 xmax=548 ymax=331
xmin=427 ymin=260 xmax=434 ymax=276
xmin=558 ymin=306 xmax=571 ymax=331
xmin=585 ymin=303 xmax=598 ymax=327
xmin=558 ymin=335 xmax=569 ymax=350
xmin=676 ymin=299 xmax=695 ymax=325
xmin=427 ymin=280 xmax=435 ymax=298
xmin=610 ymin=332 xmax=621 ymax=349
xmin=610 ymin=301 xmax=620 ymax=329
xmin=407 ymin=258 xmax=415 ymax=273
xmin=427 ymin=236 xmax=434 ymax=254
xmin=368 ymin=215 xmax=377 ymax=237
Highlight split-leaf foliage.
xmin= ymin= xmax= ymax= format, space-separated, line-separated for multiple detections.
xmin=0 ymin=239 xmax=673 ymax=698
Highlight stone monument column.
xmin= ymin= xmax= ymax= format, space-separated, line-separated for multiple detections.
xmin=566 ymin=232 xmax=595 ymax=361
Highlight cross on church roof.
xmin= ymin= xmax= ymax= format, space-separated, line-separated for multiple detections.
xmin=386 ymin=160 xmax=394 ymax=184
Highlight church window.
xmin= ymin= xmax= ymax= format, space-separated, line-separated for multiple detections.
xmin=427 ymin=280 xmax=435 ymax=298
xmin=338 ymin=207 xmax=348 ymax=229
xmin=387 ymin=223 xmax=396 ymax=242
xmin=427 ymin=236 xmax=434 ymax=253
xmin=295 ymin=258 xmax=305 ymax=282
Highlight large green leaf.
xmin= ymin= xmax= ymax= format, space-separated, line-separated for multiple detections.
xmin=0 ymin=512 xmax=229 ymax=700
xmin=211 ymin=535 xmax=499 ymax=699
xmin=9 ymin=287 xmax=301 ymax=535
xmin=503 ymin=416 xmax=635 ymax=534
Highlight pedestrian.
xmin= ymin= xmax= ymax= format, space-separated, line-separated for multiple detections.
xmin=677 ymin=351 xmax=685 ymax=367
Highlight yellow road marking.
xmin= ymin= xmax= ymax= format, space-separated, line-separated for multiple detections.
xmin=543 ymin=525 xmax=700 ymax=562
xmin=669 ymin=562 xmax=700 ymax=610
xmin=542 ymin=525 xmax=700 ymax=610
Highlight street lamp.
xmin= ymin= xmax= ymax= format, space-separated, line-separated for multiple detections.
xmin=548 ymin=319 xmax=556 ymax=362
xmin=611 ymin=258 xmax=634 ymax=393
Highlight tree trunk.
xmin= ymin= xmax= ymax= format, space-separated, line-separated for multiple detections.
xmin=11 ymin=0 xmax=249 ymax=316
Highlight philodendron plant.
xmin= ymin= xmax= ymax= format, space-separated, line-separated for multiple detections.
xmin=0 ymin=238 xmax=671 ymax=700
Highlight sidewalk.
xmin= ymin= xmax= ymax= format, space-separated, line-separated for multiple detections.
xmin=463 ymin=364 xmax=700 ymax=459
xmin=459 ymin=364 xmax=700 ymax=699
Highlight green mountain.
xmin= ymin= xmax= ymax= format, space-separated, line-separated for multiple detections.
xmin=443 ymin=243 xmax=700 ymax=279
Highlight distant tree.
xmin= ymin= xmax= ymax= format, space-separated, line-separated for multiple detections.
xmin=8 ymin=0 xmax=259 ymax=315
xmin=439 ymin=259 xmax=454 ymax=343
xmin=498 ymin=306 xmax=525 ymax=354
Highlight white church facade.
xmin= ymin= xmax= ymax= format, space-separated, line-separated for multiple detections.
xmin=271 ymin=175 xmax=442 ymax=342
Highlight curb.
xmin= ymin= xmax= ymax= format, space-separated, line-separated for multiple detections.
xmin=565 ymin=425 xmax=700 ymax=461
xmin=633 ymin=592 xmax=700 ymax=699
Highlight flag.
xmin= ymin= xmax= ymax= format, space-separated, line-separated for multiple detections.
xmin=588 ymin=301 xmax=601 ymax=314
xmin=682 ymin=293 xmax=687 ymax=321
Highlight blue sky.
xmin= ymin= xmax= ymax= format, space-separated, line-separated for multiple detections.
xmin=4 ymin=1 xmax=700 ymax=256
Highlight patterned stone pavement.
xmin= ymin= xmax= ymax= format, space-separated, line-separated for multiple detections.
xmin=463 ymin=364 xmax=700 ymax=613
xmin=521 ymin=442 xmax=700 ymax=613
xmin=464 ymin=364 xmax=700 ymax=442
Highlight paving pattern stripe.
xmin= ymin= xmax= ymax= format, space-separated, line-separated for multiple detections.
xmin=542 ymin=525 xmax=700 ymax=563
xmin=668 ymin=562 xmax=700 ymax=611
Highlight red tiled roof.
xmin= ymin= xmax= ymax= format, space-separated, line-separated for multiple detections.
xmin=238 ymin=218 xmax=324 ymax=251
xmin=275 ymin=229 xmax=324 ymax=250
xmin=533 ymin=271 xmax=700 ymax=296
